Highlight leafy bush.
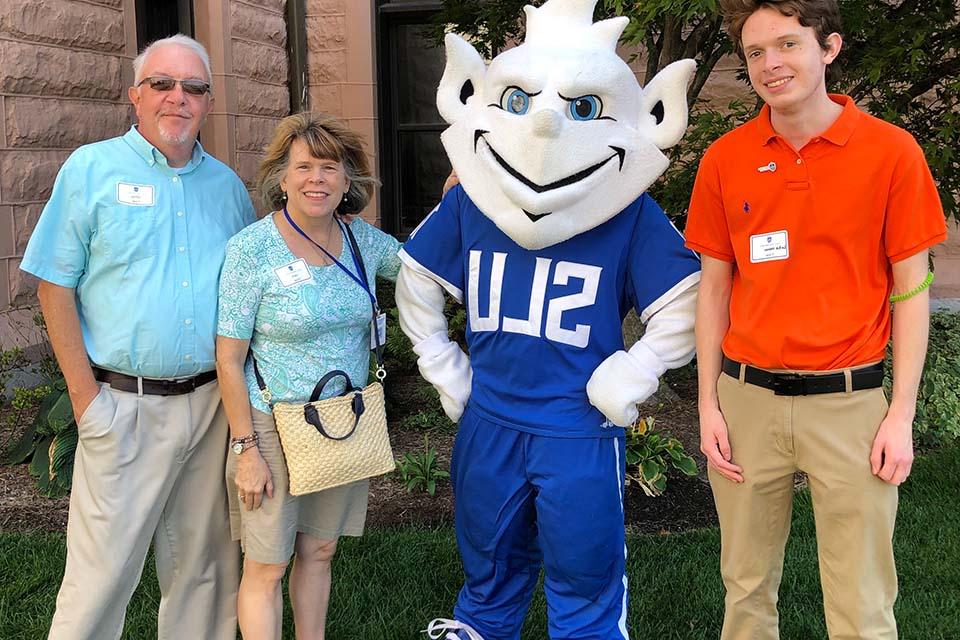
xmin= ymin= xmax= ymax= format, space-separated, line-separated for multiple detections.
xmin=625 ymin=416 xmax=698 ymax=497
xmin=4 ymin=378 xmax=76 ymax=498
xmin=395 ymin=436 xmax=450 ymax=496
xmin=398 ymin=407 xmax=451 ymax=433
xmin=884 ymin=311 xmax=960 ymax=447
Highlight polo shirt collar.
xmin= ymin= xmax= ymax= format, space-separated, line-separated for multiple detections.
xmin=124 ymin=125 xmax=206 ymax=173
xmin=756 ymin=94 xmax=860 ymax=147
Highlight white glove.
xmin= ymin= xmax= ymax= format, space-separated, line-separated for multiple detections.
xmin=586 ymin=342 xmax=665 ymax=427
xmin=413 ymin=331 xmax=473 ymax=422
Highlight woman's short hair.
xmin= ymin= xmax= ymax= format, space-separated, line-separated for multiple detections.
xmin=256 ymin=112 xmax=379 ymax=215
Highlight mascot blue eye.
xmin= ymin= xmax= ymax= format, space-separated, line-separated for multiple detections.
xmin=569 ymin=95 xmax=602 ymax=120
xmin=501 ymin=88 xmax=531 ymax=115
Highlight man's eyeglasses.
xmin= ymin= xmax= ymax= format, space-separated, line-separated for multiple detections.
xmin=137 ymin=76 xmax=211 ymax=96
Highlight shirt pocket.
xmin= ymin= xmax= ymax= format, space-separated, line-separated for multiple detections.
xmin=99 ymin=204 xmax=161 ymax=262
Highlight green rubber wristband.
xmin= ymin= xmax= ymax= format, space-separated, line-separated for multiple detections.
xmin=889 ymin=271 xmax=934 ymax=303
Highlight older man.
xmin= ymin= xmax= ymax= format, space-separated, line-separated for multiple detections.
xmin=21 ymin=34 xmax=254 ymax=639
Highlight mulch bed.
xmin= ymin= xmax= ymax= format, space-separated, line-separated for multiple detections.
xmin=0 ymin=366 xmax=718 ymax=535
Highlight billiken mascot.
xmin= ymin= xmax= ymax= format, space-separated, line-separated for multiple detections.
xmin=397 ymin=1 xmax=700 ymax=638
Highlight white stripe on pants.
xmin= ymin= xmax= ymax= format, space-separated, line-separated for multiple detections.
xmin=48 ymin=379 xmax=240 ymax=640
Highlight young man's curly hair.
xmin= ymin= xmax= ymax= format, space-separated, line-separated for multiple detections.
xmin=719 ymin=0 xmax=843 ymax=84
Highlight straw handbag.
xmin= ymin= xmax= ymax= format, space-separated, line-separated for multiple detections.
xmin=251 ymin=219 xmax=394 ymax=495
xmin=259 ymin=368 xmax=395 ymax=495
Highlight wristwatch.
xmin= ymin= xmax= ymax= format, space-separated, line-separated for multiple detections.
xmin=230 ymin=433 xmax=259 ymax=455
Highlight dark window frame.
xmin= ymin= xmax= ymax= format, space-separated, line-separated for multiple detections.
xmin=287 ymin=0 xmax=309 ymax=113
xmin=135 ymin=0 xmax=195 ymax=47
xmin=375 ymin=0 xmax=444 ymax=238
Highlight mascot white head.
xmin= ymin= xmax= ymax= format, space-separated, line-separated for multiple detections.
xmin=437 ymin=0 xmax=695 ymax=250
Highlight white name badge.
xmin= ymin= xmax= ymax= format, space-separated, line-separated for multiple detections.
xmin=117 ymin=182 xmax=155 ymax=206
xmin=274 ymin=259 xmax=314 ymax=287
xmin=750 ymin=230 xmax=790 ymax=263
xmin=370 ymin=312 xmax=387 ymax=349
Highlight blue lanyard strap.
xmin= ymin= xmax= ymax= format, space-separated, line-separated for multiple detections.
xmin=282 ymin=207 xmax=377 ymax=311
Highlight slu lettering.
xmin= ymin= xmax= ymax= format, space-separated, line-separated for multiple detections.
xmin=467 ymin=250 xmax=602 ymax=348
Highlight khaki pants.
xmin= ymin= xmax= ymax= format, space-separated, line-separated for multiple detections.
xmin=711 ymin=370 xmax=898 ymax=640
xmin=48 ymin=380 xmax=240 ymax=640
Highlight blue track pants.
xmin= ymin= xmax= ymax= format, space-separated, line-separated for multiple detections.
xmin=450 ymin=406 xmax=629 ymax=640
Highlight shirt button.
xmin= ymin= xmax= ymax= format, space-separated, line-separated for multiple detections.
xmin=796 ymin=158 xmax=802 ymax=164
xmin=177 ymin=211 xmax=184 ymax=217
xmin=184 ymin=318 xmax=193 ymax=326
xmin=178 ymin=246 xmax=185 ymax=252
xmin=181 ymin=281 xmax=189 ymax=287
xmin=172 ymin=176 xmax=180 ymax=183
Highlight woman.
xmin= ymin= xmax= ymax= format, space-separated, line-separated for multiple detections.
xmin=216 ymin=112 xmax=401 ymax=639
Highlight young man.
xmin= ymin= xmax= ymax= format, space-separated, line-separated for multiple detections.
xmin=684 ymin=1 xmax=947 ymax=638
xmin=22 ymin=35 xmax=254 ymax=639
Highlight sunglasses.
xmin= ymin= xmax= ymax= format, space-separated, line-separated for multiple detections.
xmin=137 ymin=76 xmax=211 ymax=96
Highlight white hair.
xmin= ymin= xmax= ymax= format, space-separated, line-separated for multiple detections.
xmin=132 ymin=34 xmax=213 ymax=88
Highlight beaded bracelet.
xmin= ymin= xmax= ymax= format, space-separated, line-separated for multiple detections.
xmin=889 ymin=271 xmax=934 ymax=303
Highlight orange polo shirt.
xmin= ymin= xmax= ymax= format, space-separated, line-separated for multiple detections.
xmin=685 ymin=95 xmax=947 ymax=370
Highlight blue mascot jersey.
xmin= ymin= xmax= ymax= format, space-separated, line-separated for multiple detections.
xmin=400 ymin=185 xmax=700 ymax=437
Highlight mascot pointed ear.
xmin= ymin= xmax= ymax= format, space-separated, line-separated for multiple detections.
xmin=437 ymin=33 xmax=487 ymax=125
xmin=638 ymin=59 xmax=696 ymax=150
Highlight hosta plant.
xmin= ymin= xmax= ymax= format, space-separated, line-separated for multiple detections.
xmin=4 ymin=377 xmax=77 ymax=498
xmin=625 ymin=416 xmax=698 ymax=497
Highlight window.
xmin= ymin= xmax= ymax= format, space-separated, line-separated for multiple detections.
xmin=135 ymin=0 xmax=194 ymax=46
xmin=376 ymin=1 xmax=448 ymax=238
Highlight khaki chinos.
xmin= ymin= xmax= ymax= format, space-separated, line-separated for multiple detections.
xmin=710 ymin=367 xmax=898 ymax=640
xmin=48 ymin=379 xmax=240 ymax=640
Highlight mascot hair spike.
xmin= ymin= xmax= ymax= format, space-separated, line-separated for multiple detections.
xmin=398 ymin=1 xmax=702 ymax=637
xmin=522 ymin=0 xmax=628 ymax=48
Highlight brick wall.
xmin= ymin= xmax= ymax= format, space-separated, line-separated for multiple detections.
xmin=231 ymin=0 xmax=290 ymax=207
xmin=0 ymin=0 xmax=131 ymax=345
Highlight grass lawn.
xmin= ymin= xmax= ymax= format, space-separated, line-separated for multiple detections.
xmin=2 ymin=444 xmax=958 ymax=639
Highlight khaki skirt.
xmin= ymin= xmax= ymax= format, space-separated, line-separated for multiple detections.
xmin=226 ymin=408 xmax=369 ymax=564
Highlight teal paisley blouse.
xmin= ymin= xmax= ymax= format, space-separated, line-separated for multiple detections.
xmin=217 ymin=215 xmax=401 ymax=413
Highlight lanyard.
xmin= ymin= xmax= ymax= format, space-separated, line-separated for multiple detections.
xmin=282 ymin=207 xmax=378 ymax=313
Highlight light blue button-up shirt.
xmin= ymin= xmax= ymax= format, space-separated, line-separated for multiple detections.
xmin=22 ymin=126 xmax=256 ymax=378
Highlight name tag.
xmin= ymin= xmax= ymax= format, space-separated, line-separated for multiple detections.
xmin=750 ymin=230 xmax=789 ymax=263
xmin=116 ymin=182 xmax=155 ymax=206
xmin=274 ymin=259 xmax=314 ymax=287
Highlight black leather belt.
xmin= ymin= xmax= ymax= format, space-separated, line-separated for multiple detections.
xmin=92 ymin=367 xmax=217 ymax=396
xmin=721 ymin=356 xmax=884 ymax=396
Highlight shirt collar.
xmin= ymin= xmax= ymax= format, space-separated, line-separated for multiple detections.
xmin=756 ymin=94 xmax=860 ymax=147
xmin=124 ymin=125 xmax=206 ymax=173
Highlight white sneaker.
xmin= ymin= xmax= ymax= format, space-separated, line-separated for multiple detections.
xmin=423 ymin=618 xmax=485 ymax=640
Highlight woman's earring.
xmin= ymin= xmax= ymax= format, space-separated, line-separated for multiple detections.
xmin=281 ymin=191 xmax=288 ymax=202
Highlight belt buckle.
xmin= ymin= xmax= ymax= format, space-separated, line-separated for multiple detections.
xmin=772 ymin=373 xmax=806 ymax=396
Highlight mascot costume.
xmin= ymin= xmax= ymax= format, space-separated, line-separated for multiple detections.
xmin=396 ymin=1 xmax=700 ymax=638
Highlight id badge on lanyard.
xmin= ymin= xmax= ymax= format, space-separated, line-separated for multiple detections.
xmin=370 ymin=312 xmax=387 ymax=350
